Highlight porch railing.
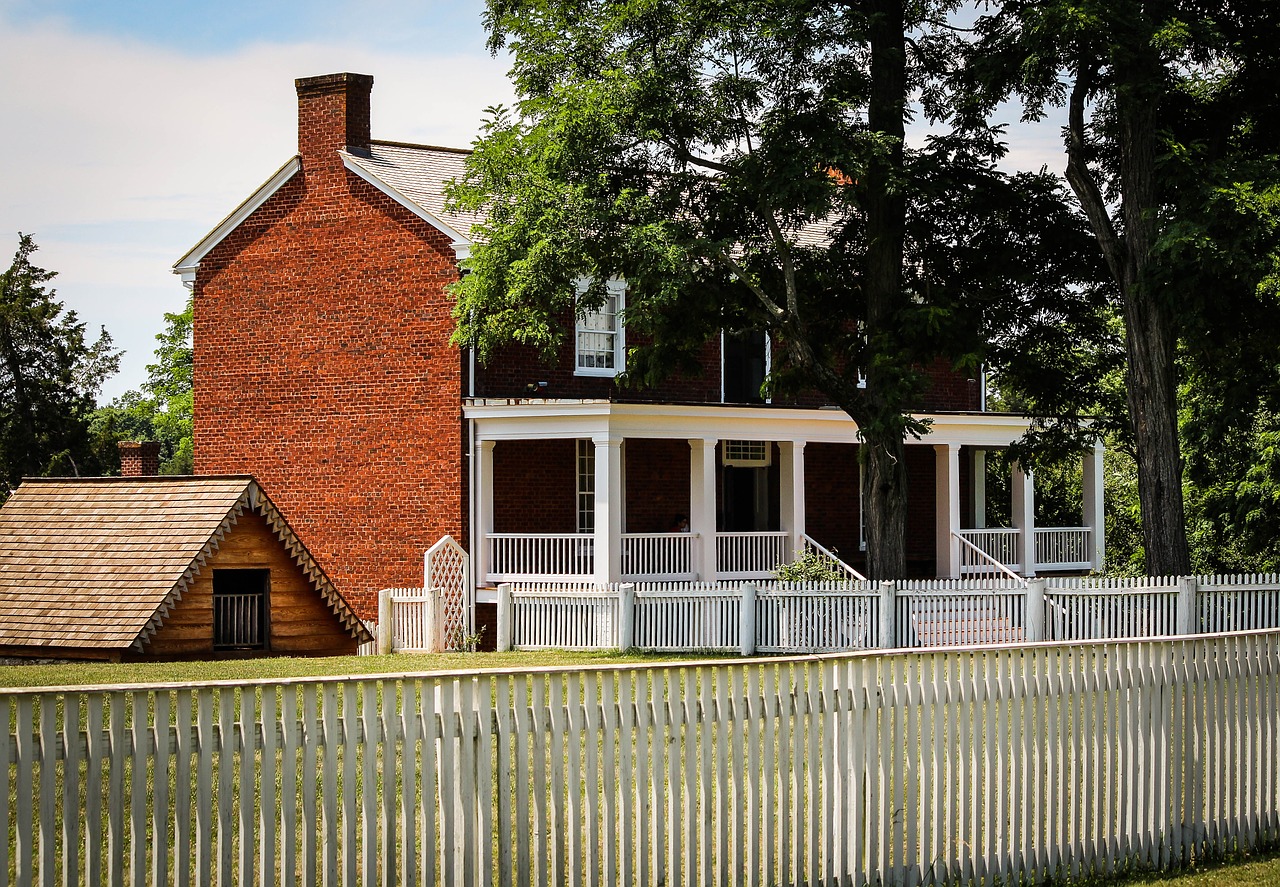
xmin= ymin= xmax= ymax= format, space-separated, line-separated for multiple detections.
xmin=621 ymin=532 xmax=696 ymax=581
xmin=715 ymin=531 xmax=789 ymax=579
xmin=954 ymin=532 xmax=1028 ymax=584
xmin=800 ymin=533 xmax=868 ymax=581
xmin=487 ymin=533 xmax=592 ymax=581
xmin=1035 ymin=527 xmax=1093 ymax=571
xmin=957 ymin=528 xmax=1022 ymax=574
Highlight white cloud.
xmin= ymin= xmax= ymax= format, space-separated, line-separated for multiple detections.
xmin=0 ymin=9 xmax=515 ymax=398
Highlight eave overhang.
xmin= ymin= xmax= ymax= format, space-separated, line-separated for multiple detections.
xmin=171 ymin=156 xmax=303 ymax=286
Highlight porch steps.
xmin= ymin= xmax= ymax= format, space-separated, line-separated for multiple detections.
xmin=910 ymin=614 xmax=1025 ymax=646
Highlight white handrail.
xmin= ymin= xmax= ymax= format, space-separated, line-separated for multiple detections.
xmin=800 ymin=533 xmax=868 ymax=582
xmin=952 ymin=532 xmax=1028 ymax=587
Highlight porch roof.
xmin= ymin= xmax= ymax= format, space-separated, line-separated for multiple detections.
xmin=463 ymin=399 xmax=1034 ymax=447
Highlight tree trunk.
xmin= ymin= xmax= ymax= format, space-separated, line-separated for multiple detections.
xmin=861 ymin=0 xmax=910 ymax=579
xmin=863 ymin=430 xmax=908 ymax=579
xmin=1115 ymin=78 xmax=1191 ymax=576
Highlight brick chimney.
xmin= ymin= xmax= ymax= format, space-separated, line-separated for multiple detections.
xmin=295 ymin=72 xmax=374 ymax=161
xmin=119 ymin=441 xmax=161 ymax=477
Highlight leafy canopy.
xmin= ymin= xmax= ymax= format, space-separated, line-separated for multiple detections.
xmin=451 ymin=0 xmax=1097 ymax=436
xmin=0 ymin=233 xmax=119 ymax=497
xmin=90 ymin=297 xmax=193 ymax=475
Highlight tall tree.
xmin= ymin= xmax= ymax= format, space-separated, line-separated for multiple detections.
xmin=967 ymin=0 xmax=1280 ymax=575
xmin=452 ymin=0 xmax=1097 ymax=577
xmin=0 ymin=234 xmax=119 ymax=497
xmin=90 ymin=296 xmax=194 ymax=475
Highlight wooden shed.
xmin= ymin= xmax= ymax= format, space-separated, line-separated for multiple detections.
xmin=0 ymin=476 xmax=371 ymax=661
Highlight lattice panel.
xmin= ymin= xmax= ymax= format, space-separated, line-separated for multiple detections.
xmin=425 ymin=535 xmax=473 ymax=650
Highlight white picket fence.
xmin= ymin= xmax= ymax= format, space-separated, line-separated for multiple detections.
xmin=4 ymin=632 xmax=1279 ymax=886
xmin=491 ymin=574 xmax=1280 ymax=654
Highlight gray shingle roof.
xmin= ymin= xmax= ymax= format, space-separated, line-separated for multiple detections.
xmin=0 ymin=477 xmax=367 ymax=651
xmin=345 ymin=141 xmax=486 ymax=241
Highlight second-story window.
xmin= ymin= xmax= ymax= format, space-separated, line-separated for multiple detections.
xmin=575 ymin=280 xmax=625 ymax=376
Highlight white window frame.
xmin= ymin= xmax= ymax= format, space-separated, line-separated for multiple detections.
xmin=721 ymin=440 xmax=772 ymax=468
xmin=574 ymin=279 xmax=626 ymax=377
xmin=576 ymin=439 xmax=595 ymax=533
xmin=859 ymin=460 xmax=867 ymax=551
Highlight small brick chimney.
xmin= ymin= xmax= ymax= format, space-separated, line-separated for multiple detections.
xmin=295 ymin=72 xmax=374 ymax=161
xmin=119 ymin=441 xmax=161 ymax=477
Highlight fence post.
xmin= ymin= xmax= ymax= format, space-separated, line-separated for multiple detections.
xmin=377 ymin=589 xmax=394 ymax=655
xmin=496 ymin=583 xmax=514 ymax=652
xmin=618 ymin=584 xmax=636 ymax=651
xmin=740 ymin=583 xmax=757 ymax=656
xmin=426 ymin=588 xmax=447 ymax=653
xmin=1026 ymin=578 xmax=1046 ymax=642
xmin=879 ymin=581 xmax=897 ymax=649
xmin=1177 ymin=575 xmax=1198 ymax=635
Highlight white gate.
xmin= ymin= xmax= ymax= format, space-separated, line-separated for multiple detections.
xmin=424 ymin=535 xmax=472 ymax=651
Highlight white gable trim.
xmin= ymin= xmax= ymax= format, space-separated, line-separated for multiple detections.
xmin=340 ymin=151 xmax=473 ymax=261
xmin=172 ymin=156 xmax=303 ymax=285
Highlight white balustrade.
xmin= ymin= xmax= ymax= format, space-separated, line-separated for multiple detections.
xmin=1035 ymin=527 xmax=1092 ymax=570
xmin=620 ymin=532 xmax=696 ymax=580
xmin=957 ymin=528 xmax=1022 ymax=574
xmin=486 ymin=533 xmax=593 ymax=580
xmin=715 ymin=531 xmax=789 ymax=579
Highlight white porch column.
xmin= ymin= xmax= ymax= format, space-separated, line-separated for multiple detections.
xmin=1083 ymin=439 xmax=1106 ymax=571
xmin=973 ymin=449 xmax=987 ymax=529
xmin=474 ymin=439 xmax=495 ymax=585
xmin=779 ymin=440 xmax=806 ymax=560
xmin=593 ymin=435 xmax=624 ymax=584
xmin=1012 ymin=461 xmax=1036 ymax=577
xmin=689 ymin=438 xmax=718 ymax=581
xmin=934 ymin=443 xmax=961 ymax=578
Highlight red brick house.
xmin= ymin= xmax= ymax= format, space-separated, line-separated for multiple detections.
xmin=175 ymin=72 xmax=1105 ymax=623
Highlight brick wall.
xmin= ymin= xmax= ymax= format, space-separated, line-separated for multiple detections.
xmin=118 ymin=441 xmax=161 ymax=477
xmin=623 ymin=439 xmax=691 ymax=533
xmin=492 ymin=439 xmax=576 ymax=534
xmin=193 ymin=74 xmax=463 ymax=619
xmin=804 ymin=443 xmax=862 ymax=562
xmin=474 ymin=330 xmax=722 ymax=403
xmin=478 ymin=333 xmax=980 ymax=412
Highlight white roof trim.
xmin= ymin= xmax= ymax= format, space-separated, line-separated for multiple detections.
xmin=172 ymin=156 xmax=302 ymax=281
xmin=339 ymin=151 xmax=473 ymax=260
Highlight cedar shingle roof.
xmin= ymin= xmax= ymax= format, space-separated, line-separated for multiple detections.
xmin=0 ymin=476 xmax=369 ymax=651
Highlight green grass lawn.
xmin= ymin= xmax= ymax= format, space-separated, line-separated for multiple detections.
xmin=1119 ymin=850 xmax=1280 ymax=886
xmin=0 ymin=649 xmax=740 ymax=689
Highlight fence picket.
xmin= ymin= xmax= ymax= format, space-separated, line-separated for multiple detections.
xmin=7 ymin=631 xmax=1280 ymax=886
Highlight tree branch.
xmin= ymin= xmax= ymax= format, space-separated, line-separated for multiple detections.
xmin=1064 ymin=64 xmax=1125 ymax=284
xmin=710 ymin=249 xmax=786 ymax=321
xmin=757 ymin=199 xmax=799 ymax=318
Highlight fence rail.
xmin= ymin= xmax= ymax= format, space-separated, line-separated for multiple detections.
xmin=492 ymin=574 xmax=1280 ymax=655
xmin=5 ymin=632 xmax=1279 ymax=886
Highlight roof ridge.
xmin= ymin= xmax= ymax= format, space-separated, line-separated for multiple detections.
xmin=20 ymin=475 xmax=256 ymax=484
xmin=370 ymin=139 xmax=472 ymax=155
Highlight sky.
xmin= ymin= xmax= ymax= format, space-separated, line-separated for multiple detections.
xmin=0 ymin=0 xmax=1067 ymax=401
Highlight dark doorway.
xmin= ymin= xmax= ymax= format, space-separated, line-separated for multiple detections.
xmin=720 ymin=465 xmax=777 ymax=531
xmin=213 ymin=569 xmax=269 ymax=650
xmin=723 ymin=330 xmax=767 ymax=403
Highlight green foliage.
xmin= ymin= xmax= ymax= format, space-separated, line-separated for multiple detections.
xmin=90 ymin=296 xmax=193 ymax=475
xmin=0 ymin=234 xmax=119 ymax=498
xmin=451 ymin=0 xmax=1101 ymax=577
xmin=774 ymin=549 xmax=848 ymax=583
